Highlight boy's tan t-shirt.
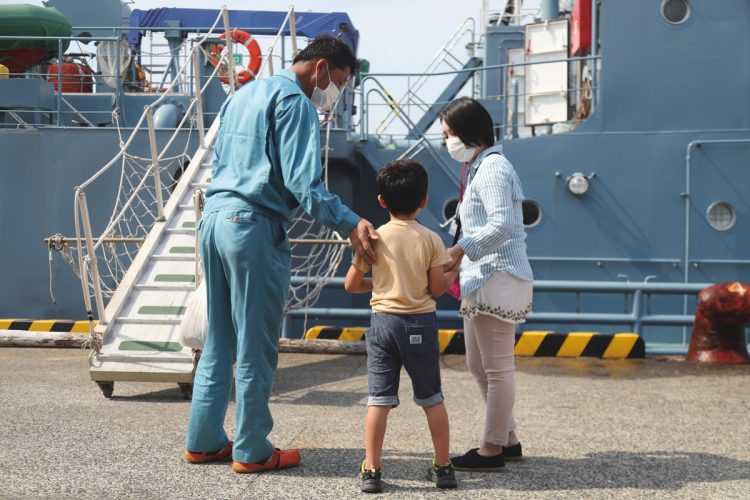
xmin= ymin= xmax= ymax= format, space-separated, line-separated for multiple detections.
xmin=352 ymin=219 xmax=452 ymax=314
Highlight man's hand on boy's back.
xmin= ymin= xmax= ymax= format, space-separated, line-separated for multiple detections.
xmin=349 ymin=219 xmax=380 ymax=265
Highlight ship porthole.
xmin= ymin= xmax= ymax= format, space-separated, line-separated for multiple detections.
xmin=443 ymin=197 xmax=459 ymax=221
xmin=522 ymin=199 xmax=542 ymax=228
xmin=661 ymin=0 xmax=691 ymax=25
xmin=706 ymin=201 xmax=736 ymax=231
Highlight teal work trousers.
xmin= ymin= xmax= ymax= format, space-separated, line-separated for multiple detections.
xmin=186 ymin=208 xmax=291 ymax=463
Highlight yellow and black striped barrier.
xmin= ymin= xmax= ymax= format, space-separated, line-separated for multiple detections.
xmin=513 ymin=331 xmax=644 ymax=359
xmin=0 ymin=319 xmax=95 ymax=333
xmin=304 ymin=327 xmax=645 ymax=359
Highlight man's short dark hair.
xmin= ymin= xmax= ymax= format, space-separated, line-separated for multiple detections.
xmin=439 ymin=96 xmax=495 ymax=148
xmin=377 ymin=159 xmax=428 ymax=216
xmin=293 ymin=35 xmax=357 ymax=72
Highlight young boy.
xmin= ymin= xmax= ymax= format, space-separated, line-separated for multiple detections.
xmin=345 ymin=159 xmax=460 ymax=493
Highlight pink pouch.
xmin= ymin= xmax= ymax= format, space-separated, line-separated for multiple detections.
xmin=447 ymin=274 xmax=461 ymax=301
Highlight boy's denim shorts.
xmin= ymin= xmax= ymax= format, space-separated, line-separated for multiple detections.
xmin=366 ymin=311 xmax=443 ymax=408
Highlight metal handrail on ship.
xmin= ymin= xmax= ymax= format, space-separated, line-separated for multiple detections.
xmin=374 ymin=17 xmax=476 ymax=136
xmin=70 ymin=7 xmax=300 ymax=338
xmin=361 ymin=54 xmax=601 ymax=141
xmin=358 ymin=76 xmax=456 ymax=184
xmin=281 ymin=277 xmax=710 ymax=339
xmin=0 ymin=34 xmax=120 ymax=126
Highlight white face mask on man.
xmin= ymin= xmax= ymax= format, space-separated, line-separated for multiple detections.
xmin=311 ymin=63 xmax=340 ymax=113
xmin=445 ymin=136 xmax=476 ymax=163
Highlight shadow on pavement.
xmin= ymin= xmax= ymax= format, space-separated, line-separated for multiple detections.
xmin=458 ymin=451 xmax=750 ymax=492
xmin=102 ymin=354 xmax=368 ymax=402
xmin=441 ymin=354 xmax=750 ymax=381
xmin=109 ymin=386 xmax=189 ymax=402
xmin=276 ymin=449 xmax=750 ymax=494
xmin=272 ymin=355 xmax=368 ymax=406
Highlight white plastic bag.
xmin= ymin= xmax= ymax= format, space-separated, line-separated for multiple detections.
xmin=180 ymin=279 xmax=207 ymax=350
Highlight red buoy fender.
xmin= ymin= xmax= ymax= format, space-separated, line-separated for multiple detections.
xmin=210 ymin=29 xmax=262 ymax=85
xmin=687 ymin=282 xmax=750 ymax=364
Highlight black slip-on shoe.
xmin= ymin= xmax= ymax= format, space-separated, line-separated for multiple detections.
xmin=360 ymin=461 xmax=383 ymax=493
xmin=427 ymin=462 xmax=458 ymax=489
xmin=502 ymin=442 xmax=523 ymax=462
xmin=450 ymin=448 xmax=505 ymax=472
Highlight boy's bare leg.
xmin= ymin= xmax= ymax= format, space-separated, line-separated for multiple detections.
xmin=423 ymin=402 xmax=450 ymax=465
xmin=365 ymin=406 xmax=391 ymax=469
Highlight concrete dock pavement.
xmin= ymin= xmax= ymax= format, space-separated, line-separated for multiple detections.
xmin=1 ymin=348 xmax=749 ymax=499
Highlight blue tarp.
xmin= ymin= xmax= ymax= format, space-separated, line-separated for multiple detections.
xmin=128 ymin=8 xmax=358 ymax=54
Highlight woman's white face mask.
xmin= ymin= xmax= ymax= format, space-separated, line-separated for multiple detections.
xmin=446 ymin=136 xmax=476 ymax=163
xmin=311 ymin=63 xmax=340 ymax=113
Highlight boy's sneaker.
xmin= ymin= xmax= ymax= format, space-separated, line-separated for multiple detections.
xmin=360 ymin=461 xmax=383 ymax=493
xmin=428 ymin=461 xmax=458 ymax=489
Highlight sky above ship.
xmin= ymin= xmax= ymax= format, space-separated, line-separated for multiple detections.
xmin=7 ymin=0 xmax=542 ymax=75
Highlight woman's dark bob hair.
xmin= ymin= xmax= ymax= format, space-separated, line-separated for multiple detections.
xmin=439 ymin=96 xmax=495 ymax=148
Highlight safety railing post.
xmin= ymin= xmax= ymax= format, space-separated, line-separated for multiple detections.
xmin=511 ymin=78 xmax=520 ymax=139
xmin=221 ymin=7 xmax=236 ymax=94
xmin=114 ymin=35 xmax=122 ymax=112
xmin=289 ymin=6 xmax=297 ymax=59
xmin=145 ymin=106 xmax=166 ymax=221
xmin=501 ymin=66 xmax=508 ymax=139
xmin=267 ymin=47 xmax=274 ymax=76
xmin=632 ymin=289 xmax=643 ymax=335
xmin=57 ymin=38 xmax=63 ymax=125
xmin=75 ymin=190 xmax=95 ymax=331
xmin=591 ymin=0 xmax=599 ymax=109
xmin=78 ymin=191 xmax=108 ymax=325
xmin=289 ymin=6 xmax=298 ymax=57
xmin=360 ymin=80 xmax=367 ymax=139
xmin=191 ymin=49 xmax=206 ymax=148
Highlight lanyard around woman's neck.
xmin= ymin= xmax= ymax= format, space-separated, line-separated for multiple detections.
xmin=459 ymin=162 xmax=470 ymax=201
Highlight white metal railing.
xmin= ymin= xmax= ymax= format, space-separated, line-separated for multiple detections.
xmin=70 ymin=6 xmax=298 ymax=342
xmin=374 ymin=17 xmax=476 ymax=136
xmin=359 ymin=53 xmax=600 ymax=142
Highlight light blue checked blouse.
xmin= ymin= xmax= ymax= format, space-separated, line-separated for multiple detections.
xmin=458 ymin=144 xmax=533 ymax=296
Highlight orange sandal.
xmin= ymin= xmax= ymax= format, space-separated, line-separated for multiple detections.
xmin=184 ymin=441 xmax=233 ymax=464
xmin=232 ymin=448 xmax=301 ymax=473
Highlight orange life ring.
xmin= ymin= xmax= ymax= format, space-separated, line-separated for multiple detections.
xmin=210 ymin=29 xmax=262 ymax=85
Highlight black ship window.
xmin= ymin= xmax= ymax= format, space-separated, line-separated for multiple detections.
xmin=443 ymin=197 xmax=459 ymax=221
xmin=522 ymin=199 xmax=542 ymax=228
xmin=661 ymin=0 xmax=691 ymax=25
xmin=706 ymin=201 xmax=736 ymax=231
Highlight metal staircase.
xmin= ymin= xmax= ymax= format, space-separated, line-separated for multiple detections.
xmin=406 ymin=57 xmax=483 ymax=140
xmin=88 ymin=121 xmax=217 ymax=398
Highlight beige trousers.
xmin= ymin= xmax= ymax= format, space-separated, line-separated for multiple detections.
xmin=463 ymin=313 xmax=517 ymax=447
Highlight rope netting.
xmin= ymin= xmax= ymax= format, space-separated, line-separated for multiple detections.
xmin=50 ymin=111 xmax=195 ymax=299
xmin=55 ymin=115 xmax=346 ymax=313
xmin=98 ymin=119 xmax=194 ymax=298
xmin=285 ymin=119 xmax=347 ymax=313
xmin=50 ymin=11 xmax=347 ymax=321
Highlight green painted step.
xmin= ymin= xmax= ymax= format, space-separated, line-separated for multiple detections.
xmin=154 ymin=274 xmax=195 ymax=283
xmin=118 ymin=341 xmax=183 ymax=352
xmin=182 ymin=221 xmax=196 ymax=228
xmin=137 ymin=305 xmax=187 ymax=315
xmin=169 ymin=246 xmax=195 ymax=254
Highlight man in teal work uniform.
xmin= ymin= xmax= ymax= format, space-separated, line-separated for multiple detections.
xmin=184 ymin=36 xmax=378 ymax=473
